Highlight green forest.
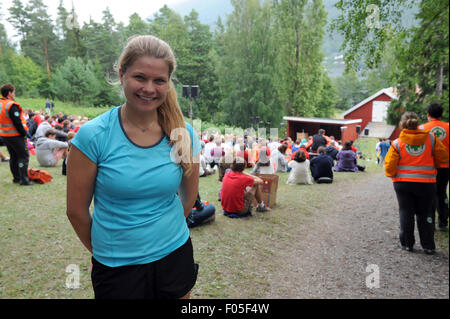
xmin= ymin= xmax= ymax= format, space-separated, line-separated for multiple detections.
xmin=0 ymin=0 xmax=448 ymax=128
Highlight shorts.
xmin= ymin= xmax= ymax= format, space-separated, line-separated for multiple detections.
xmin=91 ymin=237 xmax=198 ymax=299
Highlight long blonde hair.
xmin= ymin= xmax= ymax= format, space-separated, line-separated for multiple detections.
xmin=118 ymin=35 xmax=193 ymax=176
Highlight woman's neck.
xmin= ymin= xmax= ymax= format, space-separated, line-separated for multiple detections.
xmin=122 ymin=104 xmax=159 ymax=128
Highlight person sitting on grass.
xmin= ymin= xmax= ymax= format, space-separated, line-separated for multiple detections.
xmin=333 ymin=141 xmax=359 ymax=172
xmin=271 ymin=143 xmax=289 ymax=173
xmin=309 ymin=146 xmax=334 ymax=183
xmin=221 ymin=155 xmax=270 ymax=217
xmin=251 ymin=147 xmax=274 ymax=175
xmin=287 ymin=150 xmax=313 ymax=185
xmin=199 ymin=149 xmax=214 ymax=177
xmin=35 ymin=129 xmax=69 ymax=167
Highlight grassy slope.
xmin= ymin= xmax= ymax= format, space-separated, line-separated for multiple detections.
xmin=15 ymin=97 xmax=114 ymax=119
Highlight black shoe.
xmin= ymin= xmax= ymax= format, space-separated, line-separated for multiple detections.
xmin=401 ymin=246 xmax=414 ymax=252
xmin=438 ymin=224 xmax=448 ymax=231
xmin=12 ymin=178 xmax=20 ymax=184
xmin=19 ymin=179 xmax=34 ymax=186
xmin=424 ymin=249 xmax=435 ymax=255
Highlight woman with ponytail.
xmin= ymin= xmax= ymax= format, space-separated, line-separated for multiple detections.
xmin=66 ymin=35 xmax=201 ymax=299
xmin=385 ymin=112 xmax=448 ymax=255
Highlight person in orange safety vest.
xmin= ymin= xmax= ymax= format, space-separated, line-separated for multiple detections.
xmin=0 ymin=84 xmax=34 ymax=185
xmin=419 ymin=103 xmax=449 ymax=230
xmin=385 ymin=111 xmax=448 ymax=254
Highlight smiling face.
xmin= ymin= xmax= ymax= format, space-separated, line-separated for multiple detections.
xmin=119 ymin=55 xmax=170 ymax=113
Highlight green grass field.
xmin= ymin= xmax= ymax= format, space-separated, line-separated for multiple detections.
xmin=0 ymin=138 xmax=447 ymax=298
xmin=15 ymin=97 xmax=115 ymax=119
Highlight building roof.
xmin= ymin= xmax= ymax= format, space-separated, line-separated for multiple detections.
xmin=283 ymin=116 xmax=362 ymax=125
xmin=340 ymin=88 xmax=398 ymax=117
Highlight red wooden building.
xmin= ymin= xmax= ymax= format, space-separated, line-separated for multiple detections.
xmin=283 ymin=88 xmax=401 ymax=143
xmin=341 ymin=88 xmax=400 ymax=140
xmin=284 ymin=116 xmax=362 ymax=142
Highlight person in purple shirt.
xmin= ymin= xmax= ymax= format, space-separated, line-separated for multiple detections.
xmin=333 ymin=141 xmax=358 ymax=172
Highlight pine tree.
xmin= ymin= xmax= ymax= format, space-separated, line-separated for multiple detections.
xmin=11 ymin=0 xmax=59 ymax=77
xmin=123 ymin=13 xmax=149 ymax=40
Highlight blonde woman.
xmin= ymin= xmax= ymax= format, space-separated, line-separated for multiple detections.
xmin=66 ymin=35 xmax=201 ymax=299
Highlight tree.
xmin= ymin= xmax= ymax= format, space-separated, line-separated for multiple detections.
xmin=9 ymin=0 xmax=59 ymax=77
xmin=332 ymin=69 xmax=368 ymax=110
xmin=316 ymin=73 xmax=338 ymax=118
xmin=0 ymin=1 xmax=14 ymax=64
xmin=330 ymin=0 xmax=412 ymax=71
xmin=55 ymin=1 xmax=84 ymax=60
xmin=388 ymin=0 xmax=449 ymax=123
xmin=3 ymin=52 xmax=46 ymax=96
xmin=50 ymin=57 xmax=100 ymax=105
xmin=148 ymin=5 xmax=190 ymax=84
xmin=274 ymin=0 xmax=329 ymax=117
xmin=123 ymin=13 xmax=149 ymax=39
xmin=7 ymin=0 xmax=30 ymax=43
xmin=331 ymin=0 xmax=449 ymax=123
xmin=216 ymin=0 xmax=281 ymax=128
xmin=179 ymin=10 xmax=221 ymax=122
xmin=82 ymin=8 xmax=122 ymax=74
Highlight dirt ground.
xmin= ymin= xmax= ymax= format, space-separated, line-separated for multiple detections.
xmin=265 ymin=171 xmax=449 ymax=299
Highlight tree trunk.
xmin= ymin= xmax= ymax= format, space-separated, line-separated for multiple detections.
xmin=43 ymin=38 xmax=51 ymax=78
xmin=436 ymin=63 xmax=443 ymax=98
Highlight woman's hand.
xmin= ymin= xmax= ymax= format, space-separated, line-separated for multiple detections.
xmin=179 ymin=157 xmax=200 ymax=218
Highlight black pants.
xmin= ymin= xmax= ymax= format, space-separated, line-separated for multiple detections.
xmin=91 ymin=238 xmax=198 ymax=299
xmin=2 ymin=135 xmax=29 ymax=182
xmin=393 ymin=182 xmax=436 ymax=250
xmin=432 ymin=167 xmax=449 ymax=228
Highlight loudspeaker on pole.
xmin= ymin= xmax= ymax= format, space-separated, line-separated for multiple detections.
xmin=191 ymin=86 xmax=199 ymax=98
xmin=182 ymin=85 xmax=190 ymax=98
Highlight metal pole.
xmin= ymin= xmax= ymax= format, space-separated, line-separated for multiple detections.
xmin=189 ymin=97 xmax=193 ymax=126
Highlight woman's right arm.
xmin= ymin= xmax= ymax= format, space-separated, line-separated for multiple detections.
xmin=66 ymin=145 xmax=97 ymax=253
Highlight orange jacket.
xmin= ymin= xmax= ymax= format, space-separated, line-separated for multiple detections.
xmin=420 ymin=119 xmax=449 ymax=168
xmin=384 ymin=129 xmax=449 ymax=183
xmin=324 ymin=135 xmax=332 ymax=146
xmin=0 ymin=98 xmax=28 ymax=137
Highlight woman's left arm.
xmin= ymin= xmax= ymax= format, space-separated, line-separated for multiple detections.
xmin=179 ymin=156 xmax=200 ymax=218
xmin=384 ymin=146 xmax=399 ymax=178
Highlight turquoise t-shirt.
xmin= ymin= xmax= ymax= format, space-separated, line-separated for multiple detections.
xmin=71 ymin=106 xmax=201 ymax=267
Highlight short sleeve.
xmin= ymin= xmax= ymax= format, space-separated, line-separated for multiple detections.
xmin=185 ymin=122 xmax=201 ymax=157
xmin=245 ymin=174 xmax=255 ymax=188
xmin=71 ymin=121 xmax=102 ymax=164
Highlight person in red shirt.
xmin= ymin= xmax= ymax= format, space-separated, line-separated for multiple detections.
xmin=33 ymin=112 xmax=43 ymax=126
xmin=221 ymin=155 xmax=269 ymax=215
xmin=291 ymin=145 xmax=310 ymax=161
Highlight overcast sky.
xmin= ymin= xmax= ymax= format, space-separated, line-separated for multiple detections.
xmin=2 ymin=0 xmax=190 ymax=38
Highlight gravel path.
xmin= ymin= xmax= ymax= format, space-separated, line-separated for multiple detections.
xmin=265 ymin=171 xmax=449 ymax=299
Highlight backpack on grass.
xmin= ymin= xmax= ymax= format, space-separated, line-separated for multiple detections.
xmin=27 ymin=168 xmax=53 ymax=184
